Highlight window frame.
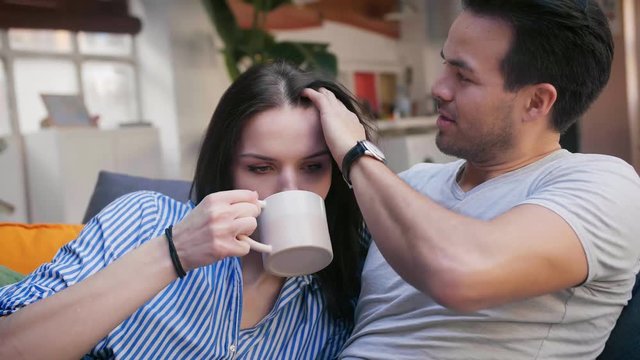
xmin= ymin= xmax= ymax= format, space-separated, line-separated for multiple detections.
xmin=0 ymin=29 xmax=143 ymax=135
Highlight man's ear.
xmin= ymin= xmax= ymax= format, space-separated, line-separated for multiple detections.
xmin=523 ymin=83 xmax=557 ymax=122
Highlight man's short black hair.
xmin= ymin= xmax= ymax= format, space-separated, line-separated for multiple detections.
xmin=462 ymin=0 xmax=614 ymax=132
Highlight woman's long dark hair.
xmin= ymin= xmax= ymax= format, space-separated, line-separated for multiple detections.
xmin=191 ymin=61 xmax=374 ymax=321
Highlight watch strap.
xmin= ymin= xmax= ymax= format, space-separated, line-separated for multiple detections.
xmin=341 ymin=141 xmax=366 ymax=188
xmin=341 ymin=140 xmax=385 ymax=188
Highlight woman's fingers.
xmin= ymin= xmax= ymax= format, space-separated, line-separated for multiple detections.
xmin=234 ymin=216 xmax=258 ymax=239
xmin=202 ymin=189 xmax=260 ymax=207
xmin=170 ymin=189 xmax=266 ymax=269
xmin=229 ymin=201 xmax=261 ymax=219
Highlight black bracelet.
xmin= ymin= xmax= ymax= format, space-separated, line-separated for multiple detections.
xmin=165 ymin=225 xmax=187 ymax=278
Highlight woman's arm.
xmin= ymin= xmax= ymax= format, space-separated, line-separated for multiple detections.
xmin=0 ymin=236 xmax=175 ymax=360
xmin=0 ymin=189 xmax=261 ymax=360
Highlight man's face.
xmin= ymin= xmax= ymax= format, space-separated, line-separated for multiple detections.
xmin=431 ymin=11 xmax=522 ymax=163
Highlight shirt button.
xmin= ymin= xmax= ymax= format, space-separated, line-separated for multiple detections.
xmin=229 ymin=344 xmax=236 ymax=352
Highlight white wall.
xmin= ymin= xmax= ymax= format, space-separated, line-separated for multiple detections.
xmin=0 ymin=136 xmax=28 ymax=222
xmin=132 ymin=0 xmax=182 ymax=179
xmin=134 ymin=0 xmax=230 ymax=180
xmin=275 ymin=21 xmax=402 ymax=74
xmin=166 ymin=0 xmax=231 ymax=179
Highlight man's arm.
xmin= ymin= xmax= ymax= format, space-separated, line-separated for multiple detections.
xmin=350 ymin=157 xmax=586 ymax=312
xmin=303 ymin=87 xmax=587 ymax=312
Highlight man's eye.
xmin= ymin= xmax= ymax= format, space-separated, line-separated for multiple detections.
xmin=457 ymin=72 xmax=471 ymax=82
xmin=248 ymin=165 xmax=273 ymax=174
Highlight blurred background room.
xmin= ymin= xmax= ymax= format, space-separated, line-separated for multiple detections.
xmin=0 ymin=0 xmax=638 ymax=225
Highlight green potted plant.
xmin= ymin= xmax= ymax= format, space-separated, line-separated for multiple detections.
xmin=202 ymin=0 xmax=337 ymax=80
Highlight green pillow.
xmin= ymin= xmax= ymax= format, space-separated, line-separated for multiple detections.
xmin=0 ymin=265 xmax=25 ymax=287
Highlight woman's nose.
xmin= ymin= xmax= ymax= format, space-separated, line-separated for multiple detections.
xmin=278 ymin=168 xmax=299 ymax=192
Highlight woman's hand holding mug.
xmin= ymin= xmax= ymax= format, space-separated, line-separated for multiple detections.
xmin=170 ymin=189 xmax=262 ymax=272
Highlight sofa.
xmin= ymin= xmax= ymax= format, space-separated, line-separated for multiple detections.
xmin=0 ymin=170 xmax=191 ymax=278
xmin=0 ymin=170 xmax=637 ymax=359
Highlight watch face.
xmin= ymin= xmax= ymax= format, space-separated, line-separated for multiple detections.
xmin=362 ymin=141 xmax=386 ymax=161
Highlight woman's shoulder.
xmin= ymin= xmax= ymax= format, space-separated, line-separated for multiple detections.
xmin=83 ymin=191 xmax=193 ymax=261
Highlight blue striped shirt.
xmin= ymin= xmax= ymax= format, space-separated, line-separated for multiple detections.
xmin=0 ymin=191 xmax=351 ymax=359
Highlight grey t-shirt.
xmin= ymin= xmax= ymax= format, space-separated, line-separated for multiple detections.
xmin=341 ymin=150 xmax=640 ymax=360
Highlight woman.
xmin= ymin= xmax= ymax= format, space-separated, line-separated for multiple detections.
xmin=0 ymin=61 xmax=374 ymax=359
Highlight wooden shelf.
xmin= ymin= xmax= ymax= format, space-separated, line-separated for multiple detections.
xmin=375 ymin=115 xmax=438 ymax=136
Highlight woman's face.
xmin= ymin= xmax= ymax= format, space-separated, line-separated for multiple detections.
xmin=232 ymin=105 xmax=333 ymax=200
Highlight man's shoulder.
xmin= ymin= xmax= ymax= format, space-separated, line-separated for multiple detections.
xmin=540 ymin=152 xmax=639 ymax=184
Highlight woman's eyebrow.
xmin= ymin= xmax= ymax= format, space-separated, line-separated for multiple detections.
xmin=304 ymin=150 xmax=331 ymax=160
xmin=238 ymin=150 xmax=330 ymax=161
xmin=238 ymin=153 xmax=274 ymax=161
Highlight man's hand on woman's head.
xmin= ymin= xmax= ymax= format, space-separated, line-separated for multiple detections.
xmin=303 ymin=87 xmax=366 ymax=167
xmin=170 ymin=189 xmax=262 ymax=272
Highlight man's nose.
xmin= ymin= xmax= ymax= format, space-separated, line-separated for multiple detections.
xmin=279 ymin=168 xmax=299 ymax=192
xmin=431 ymin=72 xmax=453 ymax=104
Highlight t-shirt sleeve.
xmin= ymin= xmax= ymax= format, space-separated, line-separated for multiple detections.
xmin=521 ymin=156 xmax=640 ymax=284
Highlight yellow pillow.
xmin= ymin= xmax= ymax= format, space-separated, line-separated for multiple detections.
xmin=0 ymin=223 xmax=83 ymax=274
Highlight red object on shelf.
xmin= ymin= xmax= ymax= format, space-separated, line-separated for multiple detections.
xmin=354 ymin=72 xmax=378 ymax=113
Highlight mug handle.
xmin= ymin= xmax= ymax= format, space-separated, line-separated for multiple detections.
xmin=237 ymin=235 xmax=272 ymax=253
xmin=236 ymin=199 xmax=272 ymax=253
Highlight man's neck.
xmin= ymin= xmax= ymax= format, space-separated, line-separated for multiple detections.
xmin=458 ymin=143 xmax=562 ymax=191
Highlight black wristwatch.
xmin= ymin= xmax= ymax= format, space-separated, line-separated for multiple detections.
xmin=341 ymin=140 xmax=386 ymax=188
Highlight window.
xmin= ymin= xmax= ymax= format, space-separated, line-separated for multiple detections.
xmin=82 ymin=61 xmax=138 ymax=128
xmin=14 ymin=58 xmax=77 ymax=133
xmin=9 ymin=29 xmax=72 ymax=53
xmin=0 ymin=29 xmax=141 ymax=134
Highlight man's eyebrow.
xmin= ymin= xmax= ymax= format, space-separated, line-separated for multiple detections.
xmin=440 ymin=49 xmax=474 ymax=73
xmin=238 ymin=150 xmax=330 ymax=161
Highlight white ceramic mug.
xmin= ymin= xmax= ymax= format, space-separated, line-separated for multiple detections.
xmin=237 ymin=190 xmax=333 ymax=277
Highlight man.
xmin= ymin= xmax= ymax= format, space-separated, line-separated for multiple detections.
xmin=304 ymin=0 xmax=640 ymax=359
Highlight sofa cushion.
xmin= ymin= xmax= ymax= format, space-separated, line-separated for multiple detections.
xmin=83 ymin=170 xmax=191 ymax=223
xmin=597 ymin=273 xmax=640 ymax=359
xmin=0 ymin=265 xmax=25 ymax=286
xmin=0 ymin=222 xmax=83 ymax=274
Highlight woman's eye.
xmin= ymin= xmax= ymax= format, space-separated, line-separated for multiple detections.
xmin=303 ymin=163 xmax=324 ymax=173
xmin=248 ymin=165 xmax=273 ymax=174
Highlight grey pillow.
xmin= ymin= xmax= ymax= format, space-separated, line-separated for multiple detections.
xmin=83 ymin=171 xmax=191 ymax=223
xmin=597 ymin=273 xmax=640 ymax=360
